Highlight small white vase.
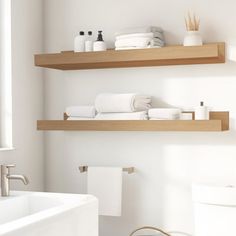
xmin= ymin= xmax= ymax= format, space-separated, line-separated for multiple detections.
xmin=183 ymin=31 xmax=203 ymax=46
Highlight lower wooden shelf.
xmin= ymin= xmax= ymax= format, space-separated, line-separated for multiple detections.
xmin=37 ymin=112 xmax=229 ymax=132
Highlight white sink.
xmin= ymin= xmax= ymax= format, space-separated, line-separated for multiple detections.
xmin=192 ymin=184 xmax=236 ymax=206
xmin=0 ymin=191 xmax=98 ymax=236
xmin=192 ymin=184 xmax=236 ymax=236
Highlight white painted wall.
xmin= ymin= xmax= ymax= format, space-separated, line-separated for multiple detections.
xmin=0 ymin=0 xmax=44 ymax=191
xmin=43 ymin=0 xmax=236 ymax=235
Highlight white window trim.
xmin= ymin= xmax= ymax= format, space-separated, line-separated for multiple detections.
xmin=0 ymin=0 xmax=13 ymax=149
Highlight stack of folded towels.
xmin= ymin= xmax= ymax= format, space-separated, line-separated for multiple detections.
xmin=65 ymin=93 xmax=152 ymax=120
xmin=65 ymin=94 xmax=184 ymax=121
xmin=115 ymin=26 xmax=165 ymax=50
xmin=95 ymin=93 xmax=151 ymax=120
xmin=148 ymin=108 xmax=182 ymax=120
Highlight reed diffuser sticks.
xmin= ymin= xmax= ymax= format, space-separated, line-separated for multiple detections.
xmin=185 ymin=12 xmax=200 ymax=31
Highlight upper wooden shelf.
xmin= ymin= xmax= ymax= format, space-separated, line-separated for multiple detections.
xmin=34 ymin=43 xmax=225 ymax=70
xmin=37 ymin=112 xmax=229 ymax=132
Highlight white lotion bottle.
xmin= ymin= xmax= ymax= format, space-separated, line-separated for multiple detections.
xmin=74 ymin=31 xmax=86 ymax=52
xmin=85 ymin=31 xmax=93 ymax=52
xmin=195 ymin=101 xmax=209 ymax=120
xmin=93 ymin=31 xmax=107 ymax=51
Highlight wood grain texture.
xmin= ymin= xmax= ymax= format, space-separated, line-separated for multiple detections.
xmin=37 ymin=112 xmax=229 ymax=132
xmin=34 ymin=43 xmax=225 ymax=70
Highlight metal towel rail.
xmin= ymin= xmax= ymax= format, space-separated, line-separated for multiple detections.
xmin=78 ymin=166 xmax=134 ymax=174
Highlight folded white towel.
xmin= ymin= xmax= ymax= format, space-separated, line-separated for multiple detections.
xmin=115 ymin=37 xmax=153 ymax=48
xmin=115 ymin=26 xmax=163 ymax=36
xmin=87 ymin=167 xmax=123 ymax=216
xmin=95 ymin=93 xmax=151 ymax=113
xmin=149 ymin=117 xmax=179 ymax=120
xmin=116 ymin=32 xmax=165 ymax=43
xmin=95 ymin=111 xmax=148 ymax=120
xmin=66 ymin=106 xmax=96 ymax=118
xmin=116 ymin=32 xmax=154 ymax=41
xmin=67 ymin=117 xmax=95 ymax=120
xmin=148 ymin=108 xmax=181 ymax=119
xmin=115 ymin=45 xmax=161 ymax=51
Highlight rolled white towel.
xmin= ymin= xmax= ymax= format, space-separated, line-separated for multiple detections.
xmin=95 ymin=93 xmax=151 ymax=113
xmin=115 ymin=26 xmax=163 ymax=36
xmin=115 ymin=37 xmax=153 ymax=48
xmin=67 ymin=117 xmax=95 ymax=120
xmin=148 ymin=108 xmax=181 ymax=120
xmin=95 ymin=111 xmax=148 ymax=120
xmin=66 ymin=106 xmax=96 ymax=118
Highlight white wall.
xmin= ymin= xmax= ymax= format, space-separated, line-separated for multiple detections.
xmin=43 ymin=0 xmax=236 ymax=235
xmin=0 ymin=0 xmax=44 ymax=191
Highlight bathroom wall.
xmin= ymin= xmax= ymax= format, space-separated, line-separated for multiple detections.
xmin=43 ymin=0 xmax=236 ymax=235
xmin=0 ymin=0 xmax=44 ymax=191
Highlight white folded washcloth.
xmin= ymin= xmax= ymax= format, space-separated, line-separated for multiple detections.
xmin=149 ymin=117 xmax=179 ymax=120
xmin=116 ymin=32 xmax=165 ymax=43
xmin=116 ymin=32 xmax=154 ymax=41
xmin=66 ymin=106 xmax=96 ymax=118
xmin=67 ymin=117 xmax=95 ymax=120
xmin=148 ymin=108 xmax=181 ymax=120
xmin=115 ymin=45 xmax=162 ymax=50
xmin=95 ymin=93 xmax=151 ymax=113
xmin=115 ymin=26 xmax=163 ymax=36
xmin=115 ymin=37 xmax=153 ymax=48
xmin=95 ymin=111 xmax=148 ymax=120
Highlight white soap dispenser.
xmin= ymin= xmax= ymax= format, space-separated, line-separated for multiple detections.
xmin=195 ymin=101 xmax=209 ymax=120
xmin=93 ymin=31 xmax=107 ymax=51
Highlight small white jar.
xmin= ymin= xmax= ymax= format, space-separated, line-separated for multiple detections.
xmin=183 ymin=31 xmax=203 ymax=46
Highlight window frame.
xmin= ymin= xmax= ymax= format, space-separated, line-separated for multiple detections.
xmin=0 ymin=0 xmax=13 ymax=149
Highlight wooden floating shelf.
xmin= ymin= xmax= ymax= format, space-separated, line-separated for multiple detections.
xmin=37 ymin=112 xmax=229 ymax=132
xmin=34 ymin=43 xmax=225 ymax=70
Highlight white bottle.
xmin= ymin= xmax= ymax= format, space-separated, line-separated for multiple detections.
xmin=85 ymin=31 xmax=93 ymax=52
xmin=93 ymin=31 xmax=107 ymax=52
xmin=195 ymin=101 xmax=209 ymax=120
xmin=74 ymin=31 xmax=86 ymax=52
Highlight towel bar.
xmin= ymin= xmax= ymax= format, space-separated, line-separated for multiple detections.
xmin=78 ymin=166 xmax=135 ymax=174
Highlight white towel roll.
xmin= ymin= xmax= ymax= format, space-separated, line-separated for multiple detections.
xmin=66 ymin=106 xmax=96 ymax=118
xmin=148 ymin=108 xmax=181 ymax=120
xmin=95 ymin=93 xmax=151 ymax=113
xmin=95 ymin=111 xmax=148 ymax=120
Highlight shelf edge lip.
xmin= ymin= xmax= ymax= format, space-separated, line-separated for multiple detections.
xmin=34 ymin=43 xmax=226 ymax=70
xmin=37 ymin=119 xmax=228 ymax=132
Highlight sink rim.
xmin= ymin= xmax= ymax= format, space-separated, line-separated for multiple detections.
xmin=0 ymin=191 xmax=97 ymax=235
xmin=192 ymin=183 xmax=236 ymax=207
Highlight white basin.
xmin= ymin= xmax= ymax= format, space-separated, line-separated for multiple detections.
xmin=192 ymin=184 xmax=236 ymax=236
xmin=0 ymin=191 xmax=98 ymax=236
xmin=192 ymin=184 xmax=236 ymax=206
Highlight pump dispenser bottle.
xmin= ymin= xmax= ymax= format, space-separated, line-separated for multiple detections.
xmin=195 ymin=101 xmax=209 ymax=120
xmin=93 ymin=31 xmax=107 ymax=51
